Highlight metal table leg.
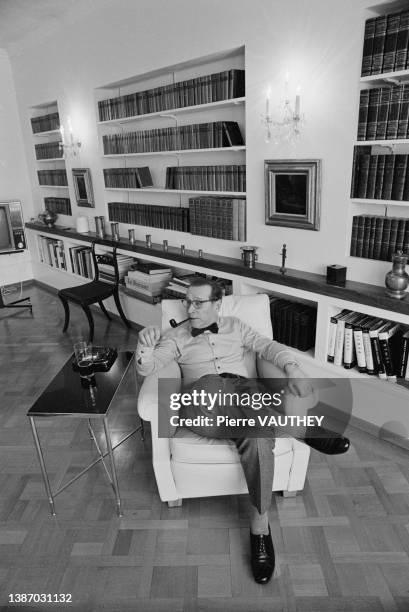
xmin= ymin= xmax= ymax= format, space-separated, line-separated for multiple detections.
xmin=29 ymin=417 xmax=56 ymax=516
xmin=103 ymin=417 xmax=122 ymax=517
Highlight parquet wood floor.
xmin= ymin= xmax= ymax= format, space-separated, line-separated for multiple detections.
xmin=0 ymin=285 xmax=408 ymax=611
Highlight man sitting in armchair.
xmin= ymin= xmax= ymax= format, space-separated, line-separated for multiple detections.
xmin=136 ymin=278 xmax=349 ymax=584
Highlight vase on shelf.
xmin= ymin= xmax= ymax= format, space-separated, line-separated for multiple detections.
xmin=385 ymin=251 xmax=409 ymax=300
xmin=38 ymin=210 xmax=57 ymax=227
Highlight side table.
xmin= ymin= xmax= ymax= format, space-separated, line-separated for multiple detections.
xmin=27 ymin=351 xmax=142 ymax=517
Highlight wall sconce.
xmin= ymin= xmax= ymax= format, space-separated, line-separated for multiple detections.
xmin=59 ymin=116 xmax=81 ymax=158
xmin=261 ymin=74 xmax=304 ymax=144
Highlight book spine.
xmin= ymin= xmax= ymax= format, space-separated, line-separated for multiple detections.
xmin=361 ymin=17 xmax=376 ymax=76
xmin=373 ymin=216 xmax=385 ymax=260
xmin=358 ymin=89 xmax=370 ymax=140
xmin=353 ymin=326 xmax=367 ymax=372
xmin=371 ymin=15 xmax=387 ymax=75
xmin=334 ymin=320 xmax=346 ymax=366
xmin=399 ymin=335 xmax=409 ymax=378
xmin=362 ymin=328 xmax=375 ymax=374
xmin=327 ymin=316 xmax=339 ymax=362
xmin=343 ymin=322 xmax=356 ymax=369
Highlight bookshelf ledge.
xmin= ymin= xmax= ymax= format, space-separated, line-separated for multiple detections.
xmin=104 ymin=188 xmax=246 ymax=196
xmin=102 ymin=146 xmax=246 ymax=158
xmin=351 ymin=198 xmax=409 ymax=207
xmin=25 ymin=222 xmax=409 ymax=316
xmin=97 ymin=97 xmax=246 ymax=126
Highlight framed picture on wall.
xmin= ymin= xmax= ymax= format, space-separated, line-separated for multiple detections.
xmin=72 ymin=168 xmax=94 ymax=208
xmin=264 ymin=159 xmax=321 ymax=230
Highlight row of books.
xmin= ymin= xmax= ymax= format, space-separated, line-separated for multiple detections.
xmin=108 ymin=201 xmax=190 ymax=232
xmin=350 ymin=215 xmax=409 ymax=260
xmin=37 ymin=236 xmax=67 ymax=270
xmin=102 ymin=121 xmax=244 ymax=155
xmin=34 ymin=141 xmax=63 ymax=160
xmin=103 ymin=167 xmax=153 ymax=189
xmin=31 ymin=112 xmax=60 ymax=134
xmin=357 ymin=84 xmax=409 ymax=141
xmin=327 ymin=309 xmax=409 ymax=381
xmin=165 ymin=165 xmax=246 ymax=192
xmin=98 ymin=68 xmax=245 ymax=121
xmin=269 ymin=297 xmax=316 ymax=352
xmin=351 ymin=149 xmax=409 ymax=201
xmin=44 ymin=197 xmax=72 ymax=216
xmin=189 ymin=197 xmax=246 ymax=241
xmin=37 ymin=169 xmax=68 ymax=186
xmin=361 ymin=11 xmax=409 ymax=77
xmin=69 ymin=245 xmax=93 ymax=278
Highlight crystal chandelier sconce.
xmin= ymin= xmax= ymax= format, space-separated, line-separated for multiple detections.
xmin=59 ymin=116 xmax=81 ymax=158
xmin=261 ymin=75 xmax=305 ymax=144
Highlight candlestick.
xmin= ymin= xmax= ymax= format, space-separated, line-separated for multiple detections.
xmin=295 ymin=85 xmax=301 ymax=117
xmin=284 ymin=72 xmax=290 ymax=101
xmin=266 ymin=86 xmax=271 ymax=117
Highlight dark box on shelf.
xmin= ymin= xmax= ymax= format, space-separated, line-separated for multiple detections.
xmin=326 ymin=265 xmax=347 ymax=286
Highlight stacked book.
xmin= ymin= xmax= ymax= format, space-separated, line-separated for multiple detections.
xmin=165 ymin=165 xmax=246 ymax=192
xmin=124 ymin=262 xmax=172 ymax=303
xmin=103 ymin=167 xmax=153 ymax=189
xmin=98 ymin=68 xmax=245 ymax=121
xmin=38 ymin=237 xmax=67 ymax=270
xmin=189 ymin=197 xmax=246 ymax=240
xmin=102 ymin=121 xmax=244 ymax=155
xmin=350 ymin=214 xmax=409 ymax=260
xmin=31 ymin=112 xmax=60 ymax=134
xmin=351 ymin=148 xmax=409 ymax=200
xmin=357 ymin=84 xmax=409 ymax=141
xmin=269 ymin=297 xmax=316 ymax=352
xmin=37 ymin=169 xmax=68 ymax=187
xmin=44 ymin=197 xmax=72 ymax=216
xmin=69 ymin=245 xmax=93 ymax=278
xmin=35 ymin=141 xmax=63 ymax=160
xmin=108 ymin=202 xmax=190 ymax=232
xmin=361 ymin=10 xmax=409 ymax=76
xmin=327 ymin=309 xmax=409 ymax=382
xmin=98 ymin=253 xmax=136 ymax=283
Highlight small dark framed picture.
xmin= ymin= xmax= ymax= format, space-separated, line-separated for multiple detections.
xmin=72 ymin=168 xmax=94 ymax=208
xmin=264 ymin=159 xmax=321 ymax=230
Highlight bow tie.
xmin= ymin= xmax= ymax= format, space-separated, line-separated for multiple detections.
xmin=191 ymin=322 xmax=219 ymax=337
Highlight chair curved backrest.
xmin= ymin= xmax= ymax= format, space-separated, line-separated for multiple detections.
xmin=90 ymin=242 xmax=120 ymax=288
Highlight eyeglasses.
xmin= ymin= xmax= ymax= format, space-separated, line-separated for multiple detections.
xmin=181 ymin=298 xmax=217 ymax=309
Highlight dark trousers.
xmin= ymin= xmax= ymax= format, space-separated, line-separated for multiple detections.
xmin=180 ymin=374 xmax=278 ymax=514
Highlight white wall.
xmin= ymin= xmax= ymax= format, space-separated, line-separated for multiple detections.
xmin=0 ymin=50 xmax=33 ymax=284
xmin=8 ymin=0 xmax=395 ymax=286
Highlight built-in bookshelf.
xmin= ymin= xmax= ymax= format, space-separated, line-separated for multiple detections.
xmin=350 ymin=4 xmax=409 ymax=262
xmin=25 ymin=222 xmax=409 ymax=444
xmin=30 ymin=100 xmax=71 ymax=215
xmin=95 ymin=47 xmax=246 ymax=242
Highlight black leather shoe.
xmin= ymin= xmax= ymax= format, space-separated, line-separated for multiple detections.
xmin=250 ymin=526 xmax=275 ymax=584
xmin=303 ymin=427 xmax=350 ymax=455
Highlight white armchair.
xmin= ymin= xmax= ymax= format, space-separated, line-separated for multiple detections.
xmin=137 ymin=293 xmax=311 ymax=506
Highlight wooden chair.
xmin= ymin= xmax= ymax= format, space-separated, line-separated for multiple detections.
xmin=58 ymin=241 xmax=130 ymax=341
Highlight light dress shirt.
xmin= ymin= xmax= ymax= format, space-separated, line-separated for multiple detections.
xmin=135 ymin=316 xmax=298 ymax=384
